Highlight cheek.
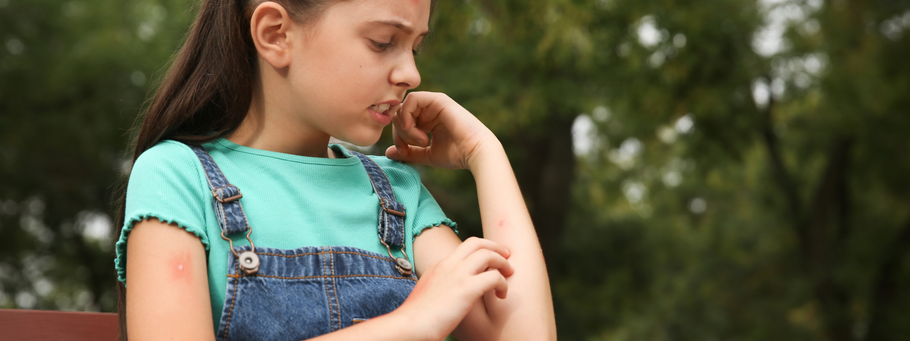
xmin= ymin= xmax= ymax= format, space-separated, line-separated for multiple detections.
xmin=292 ymin=38 xmax=389 ymax=110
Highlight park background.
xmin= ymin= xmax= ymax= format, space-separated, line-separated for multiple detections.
xmin=2 ymin=0 xmax=910 ymax=339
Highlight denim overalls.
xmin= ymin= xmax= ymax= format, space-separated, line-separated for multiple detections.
xmin=188 ymin=144 xmax=418 ymax=341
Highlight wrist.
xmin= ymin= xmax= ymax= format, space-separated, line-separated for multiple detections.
xmin=389 ymin=300 xmax=441 ymax=341
xmin=466 ymin=136 xmax=505 ymax=174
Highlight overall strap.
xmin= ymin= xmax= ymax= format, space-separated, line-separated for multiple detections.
xmin=350 ymin=152 xmax=406 ymax=248
xmin=187 ymin=144 xmax=251 ymax=236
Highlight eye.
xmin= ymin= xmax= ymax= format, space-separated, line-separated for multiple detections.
xmin=371 ymin=40 xmax=393 ymax=51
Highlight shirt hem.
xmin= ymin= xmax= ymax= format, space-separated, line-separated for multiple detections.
xmin=115 ymin=213 xmax=210 ymax=284
xmin=412 ymin=218 xmax=459 ymax=241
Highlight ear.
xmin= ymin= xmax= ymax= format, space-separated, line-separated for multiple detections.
xmin=250 ymin=2 xmax=294 ymax=69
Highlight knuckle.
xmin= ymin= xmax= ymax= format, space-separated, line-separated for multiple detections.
xmin=437 ymin=257 xmax=454 ymax=270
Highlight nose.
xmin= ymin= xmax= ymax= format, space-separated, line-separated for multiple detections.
xmin=390 ymin=53 xmax=421 ymax=90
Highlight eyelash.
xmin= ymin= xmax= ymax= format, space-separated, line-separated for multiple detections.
xmin=373 ymin=40 xmax=393 ymax=50
xmin=371 ymin=40 xmax=420 ymax=57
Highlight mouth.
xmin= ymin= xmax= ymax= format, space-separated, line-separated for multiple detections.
xmin=368 ymin=103 xmax=392 ymax=113
xmin=367 ymin=103 xmax=394 ymax=125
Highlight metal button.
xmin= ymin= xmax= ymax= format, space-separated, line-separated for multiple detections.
xmin=239 ymin=251 xmax=259 ymax=275
xmin=395 ymin=257 xmax=412 ymax=276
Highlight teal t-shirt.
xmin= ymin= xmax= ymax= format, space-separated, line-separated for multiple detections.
xmin=114 ymin=138 xmax=456 ymax=329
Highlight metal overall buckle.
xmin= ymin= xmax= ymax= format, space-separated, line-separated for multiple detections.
xmin=221 ymin=228 xmax=259 ymax=275
xmin=381 ymin=240 xmax=412 ymax=277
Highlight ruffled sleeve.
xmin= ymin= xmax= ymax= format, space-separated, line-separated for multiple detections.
xmin=114 ymin=140 xmax=211 ymax=284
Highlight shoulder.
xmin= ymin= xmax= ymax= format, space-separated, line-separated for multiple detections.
xmin=133 ymin=140 xmax=200 ymax=173
xmin=128 ymin=140 xmax=207 ymax=194
xmin=365 ymin=155 xmax=422 ymax=189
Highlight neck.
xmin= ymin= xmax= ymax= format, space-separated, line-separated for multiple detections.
xmin=227 ymin=77 xmax=334 ymax=158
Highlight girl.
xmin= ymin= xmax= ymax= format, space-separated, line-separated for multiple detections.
xmin=114 ymin=0 xmax=556 ymax=340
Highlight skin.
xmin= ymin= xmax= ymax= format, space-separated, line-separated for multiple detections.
xmin=125 ymin=0 xmax=556 ymax=340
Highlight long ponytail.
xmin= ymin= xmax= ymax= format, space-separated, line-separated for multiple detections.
xmin=113 ymin=0 xmax=333 ymax=338
xmin=113 ymin=0 xmax=435 ymax=338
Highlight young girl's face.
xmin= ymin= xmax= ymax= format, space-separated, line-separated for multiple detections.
xmin=286 ymin=0 xmax=431 ymax=146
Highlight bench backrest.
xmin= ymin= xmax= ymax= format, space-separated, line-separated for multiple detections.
xmin=0 ymin=309 xmax=118 ymax=341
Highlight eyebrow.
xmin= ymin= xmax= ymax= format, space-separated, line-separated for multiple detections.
xmin=368 ymin=19 xmax=430 ymax=37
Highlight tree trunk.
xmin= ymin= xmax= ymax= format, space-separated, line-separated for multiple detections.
xmin=758 ymin=95 xmax=857 ymax=341
xmin=865 ymin=212 xmax=910 ymax=340
xmin=808 ymin=138 xmax=853 ymax=341
xmin=513 ymin=115 xmax=576 ymax=266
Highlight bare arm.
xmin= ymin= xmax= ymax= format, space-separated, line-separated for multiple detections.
xmin=127 ymin=219 xmax=513 ymax=341
xmin=125 ymin=219 xmax=215 ymax=341
xmin=390 ymin=91 xmax=558 ymax=340
xmin=464 ymin=140 xmax=556 ymax=340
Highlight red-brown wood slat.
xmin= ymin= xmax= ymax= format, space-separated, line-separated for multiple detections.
xmin=0 ymin=309 xmax=118 ymax=340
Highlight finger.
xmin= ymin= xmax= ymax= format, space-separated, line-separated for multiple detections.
xmin=448 ymin=237 xmax=510 ymax=263
xmin=385 ymin=145 xmax=405 ymax=160
xmin=397 ymin=99 xmax=414 ymax=129
xmin=395 ymin=124 xmax=429 ymax=147
xmin=463 ymin=249 xmax=514 ymax=277
xmin=392 ymin=125 xmax=409 ymax=157
xmin=394 ymin=107 xmax=430 ymax=147
xmin=385 ymin=144 xmax=433 ymax=166
xmin=400 ymin=92 xmax=445 ymax=132
xmin=475 ymin=270 xmax=509 ymax=300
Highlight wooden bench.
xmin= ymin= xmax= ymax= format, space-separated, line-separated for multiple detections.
xmin=0 ymin=309 xmax=118 ymax=340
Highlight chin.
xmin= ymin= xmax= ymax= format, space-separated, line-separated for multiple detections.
xmin=332 ymin=132 xmax=383 ymax=148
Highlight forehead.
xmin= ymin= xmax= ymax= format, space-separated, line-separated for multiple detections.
xmin=325 ymin=0 xmax=431 ymax=32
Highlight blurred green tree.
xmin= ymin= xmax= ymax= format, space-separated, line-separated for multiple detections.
xmin=416 ymin=0 xmax=910 ymax=340
xmin=0 ymin=0 xmax=194 ymax=311
xmin=1 ymin=0 xmax=908 ymax=340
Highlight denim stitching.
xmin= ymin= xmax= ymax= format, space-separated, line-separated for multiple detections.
xmin=357 ymin=154 xmax=400 ymax=200
xmin=351 ymin=153 xmax=384 ymax=200
xmin=221 ymin=263 xmax=241 ymax=340
xmin=362 ymin=161 xmax=389 ymax=242
xmin=217 ymin=203 xmax=227 ymax=236
xmin=183 ymin=144 xmax=211 ymax=234
xmin=225 ymin=273 xmax=418 ymax=282
xmin=206 ymin=149 xmax=235 ymax=189
xmin=254 ymin=250 xmax=396 ymax=262
xmin=321 ymin=246 xmax=333 ymax=332
xmin=330 ymin=249 xmax=341 ymax=331
xmin=200 ymin=148 xmax=418 ymax=338
xmin=350 ymin=152 xmax=406 ymax=247
xmin=384 ymin=213 xmax=390 ymax=249
xmin=187 ymin=144 xmax=249 ymax=236
xmin=196 ymin=159 xmax=222 ymax=236
xmin=192 ymin=145 xmax=218 ymax=190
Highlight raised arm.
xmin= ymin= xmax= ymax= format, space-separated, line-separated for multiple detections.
xmin=387 ymin=91 xmax=558 ymax=340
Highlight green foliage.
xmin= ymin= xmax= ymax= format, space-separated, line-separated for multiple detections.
xmin=0 ymin=0 xmax=194 ymax=311
xmin=417 ymin=0 xmax=910 ymax=339
xmin=2 ymin=0 xmax=909 ymax=340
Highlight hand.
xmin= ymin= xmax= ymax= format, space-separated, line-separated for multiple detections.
xmin=385 ymin=92 xmax=498 ymax=170
xmin=396 ymin=237 xmax=514 ymax=340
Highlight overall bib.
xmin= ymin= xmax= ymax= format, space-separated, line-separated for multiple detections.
xmin=188 ymin=144 xmax=418 ymax=341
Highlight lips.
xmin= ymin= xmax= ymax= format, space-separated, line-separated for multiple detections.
xmin=367 ymin=104 xmax=393 ymax=125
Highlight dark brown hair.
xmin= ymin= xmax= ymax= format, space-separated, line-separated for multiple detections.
xmin=113 ymin=0 xmax=338 ymax=338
